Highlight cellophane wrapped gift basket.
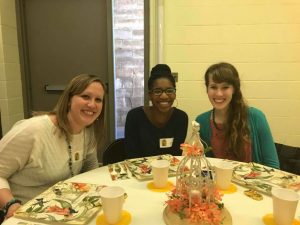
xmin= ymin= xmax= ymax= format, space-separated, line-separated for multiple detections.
xmin=163 ymin=121 xmax=232 ymax=225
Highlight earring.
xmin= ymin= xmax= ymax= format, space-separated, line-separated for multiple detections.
xmin=173 ymin=99 xmax=178 ymax=108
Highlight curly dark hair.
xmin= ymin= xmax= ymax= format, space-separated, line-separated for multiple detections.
xmin=204 ymin=62 xmax=250 ymax=161
xmin=148 ymin=64 xmax=176 ymax=90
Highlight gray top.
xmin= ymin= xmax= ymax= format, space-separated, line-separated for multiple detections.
xmin=0 ymin=115 xmax=98 ymax=203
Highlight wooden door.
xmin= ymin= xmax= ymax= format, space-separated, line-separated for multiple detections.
xmin=17 ymin=0 xmax=113 ymax=160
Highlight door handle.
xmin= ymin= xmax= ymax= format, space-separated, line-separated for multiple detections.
xmin=44 ymin=84 xmax=65 ymax=92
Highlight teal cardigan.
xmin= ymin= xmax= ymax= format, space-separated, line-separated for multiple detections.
xmin=195 ymin=107 xmax=279 ymax=169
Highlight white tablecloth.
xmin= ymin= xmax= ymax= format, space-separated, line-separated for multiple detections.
xmin=3 ymin=157 xmax=300 ymax=225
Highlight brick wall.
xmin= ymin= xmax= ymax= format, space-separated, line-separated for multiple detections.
xmin=113 ymin=0 xmax=144 ymax=137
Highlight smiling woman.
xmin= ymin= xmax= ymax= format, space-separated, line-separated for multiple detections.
xmin=67 ymin=82 xmax=104 ymax=134
xmin=124 ymin=64 xmax=188 ymax=159
xmin=195 ymin=62 xmax=279 ymax=169
xmin=0 ymin=74 xmax=106 ymax=219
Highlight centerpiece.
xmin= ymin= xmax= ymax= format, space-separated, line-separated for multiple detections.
xmin=163 ymin=121 xmax=232 ymax=225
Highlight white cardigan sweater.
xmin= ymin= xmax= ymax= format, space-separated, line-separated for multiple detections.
xmin=0 ymin=115 xmax=99 ymax=203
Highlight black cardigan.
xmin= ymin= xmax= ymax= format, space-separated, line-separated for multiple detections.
xmin=124 ymin=106 xmax=188 ymax=159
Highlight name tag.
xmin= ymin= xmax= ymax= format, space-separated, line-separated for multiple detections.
xmin=72 ymin=151 xmax=82 ymax=161
xmin=159 ymin=138 xmax=174 ymax=148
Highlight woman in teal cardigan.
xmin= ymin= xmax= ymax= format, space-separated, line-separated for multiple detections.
xmin=196 ymin=62 xmax=279 ymax=169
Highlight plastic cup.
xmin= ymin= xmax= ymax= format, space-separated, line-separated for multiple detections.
xmin=214 ymin=161 xmax=235 ymax=190
xmin=151 ymin=159 xmax=170 ymax=188
xmin=271 ymin=188 xmax=299 ymax=225
xmin=99 ymin=186 xmax=125 ymax=224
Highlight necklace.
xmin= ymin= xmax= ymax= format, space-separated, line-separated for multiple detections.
xmin=66 ymin=138 xmax=74 ymax=177
xmin=65 ymin=130 xmax=85 ymax=177
xmin=212 ymin=108 xmax=223 ymax=131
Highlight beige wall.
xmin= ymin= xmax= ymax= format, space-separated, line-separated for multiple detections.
xmin=151 ymin=0 xmax=300 ymax=147
xmin=0 ymin=0 xmax=24 ymax=135
xmin=1 ymin=0 xmax=299 ymax=147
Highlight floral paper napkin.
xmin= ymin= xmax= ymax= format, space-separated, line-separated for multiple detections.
xmin=107 ymin=155 xmax=180 ymax=181
xmin=107 ymin=162 xmax=131 ymax=181
xmin=124 ymin=154 xmax=180 ymax=180
xmin=232 ymin=162 xmax=300 ymax=195
xmin=14 ymin=182 xmax=105 ymax=225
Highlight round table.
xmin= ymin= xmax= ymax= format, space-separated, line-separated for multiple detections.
xmin=4 ymin=157 xmax=300 ymax=225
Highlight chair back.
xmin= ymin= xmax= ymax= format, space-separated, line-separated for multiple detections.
xmin=0 ymin=208 xmax=4 ymax=224
xmin=102 ymin=138 xmax=126 ymax=165
xmin=275 ymin=143 xmax=300 ymax=175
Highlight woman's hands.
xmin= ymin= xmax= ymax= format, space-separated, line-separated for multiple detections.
xmin=0 ymin=187 xmax=22 ymax=220
xmin=5 ymin=201 xmax=21 ymax=219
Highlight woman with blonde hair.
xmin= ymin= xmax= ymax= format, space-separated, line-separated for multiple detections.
xmin=0 ymin=74 xmax=106 ymax=220
xmin=196 ymin=62 xmax=279 ymax=168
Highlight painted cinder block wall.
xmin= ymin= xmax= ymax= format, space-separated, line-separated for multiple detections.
xmin=150 ymin=0 xmax=300 ymax=147
xmin=0 ymin=0 xmax=24 ymax=134
xmin=1 ymin=1 xmax=300 ymax=148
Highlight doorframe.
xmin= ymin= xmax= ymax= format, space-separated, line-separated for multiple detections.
xmin=15 ymin=0 xmax=31 ymax=119
xmin=144 ymin=0 xmax=150 ymax=106
xmin=106 ymin=0 xmax=115 ymax=141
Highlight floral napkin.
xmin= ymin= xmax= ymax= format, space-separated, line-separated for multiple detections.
xmin=232 ymin=162 xmax=300 ymax=195
xmin=107 ymin=162 xmax=131 ymax=181
xmin=124 ymin=154 xmax=180 ymax=180
xmin=14 ymin=182 xmax=105 ymax=225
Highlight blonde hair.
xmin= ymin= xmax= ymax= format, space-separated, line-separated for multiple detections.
xmin=49 ymin=74 xmax=106 ymax=149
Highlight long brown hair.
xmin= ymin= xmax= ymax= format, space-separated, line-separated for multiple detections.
xmin=49 ymin=74 xmax=106 ymax=149
xmin=204 ymin=62 xmax=250 ymax=160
